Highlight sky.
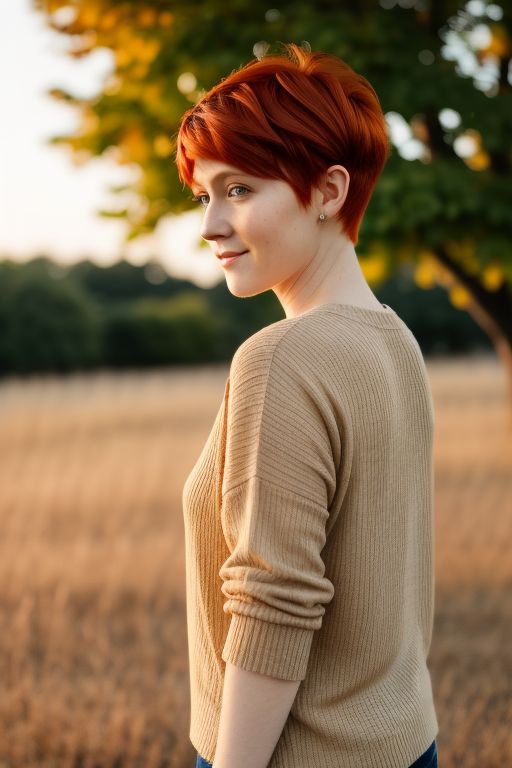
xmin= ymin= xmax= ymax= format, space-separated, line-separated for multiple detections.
xmin=0 ymin=0 xmax=218 ymax=288
xmin=0 ymin=0 xmax=496 ymax=288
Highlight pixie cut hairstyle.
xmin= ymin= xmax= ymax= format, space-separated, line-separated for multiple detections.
xmin=175 ymin=43 xmax=389 ymax=245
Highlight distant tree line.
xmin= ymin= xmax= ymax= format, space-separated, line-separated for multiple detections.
xmin=0 ymin=256 xmax=492 ymax=376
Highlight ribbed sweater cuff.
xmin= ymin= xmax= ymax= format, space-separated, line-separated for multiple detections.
xmin=221 ymin=613 xmax=315 ymax=681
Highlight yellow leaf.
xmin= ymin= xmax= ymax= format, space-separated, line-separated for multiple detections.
xmin=130 ymin=37 xmax=146 ymax=56
xmin=99 ymin=9 xmax=119 ymax=31
xmin=131 ymin=62 xmax=149 ymax=80
xmin=139 ymin=39 xmax=161 ymax=63
xmin=465 ymin=150 xmax=490 ymax=171
xmin=115 ymin=47 xmax=131 ymax=67
xmin=159 ymin=11 xmax=174 ymax=27
xmin=154 ymin=135 xmax=172 ymax=158
xmin=482 ymin=264 xmax=504 ymax=291
xmin=414 ymin=261 xmax=436 ymax=289
xmin=449 ymin=284 xmax=471 ymax=309
xmin=138 ymin=8 xmax=157 ymax=27
xmin=120 ymin=126 xmax=148 ymax=164
xmin=46 ymin=0 xmax=64 ymax=12
xmin=480 ymin=25 xmax=510 ymax=59
xmin=360 ymin=254 xmax=387 ymax=283
xmin=142 ymin=83 xmax=162 ymax=106
xmin=77 ymin=6 xmax=99 ymax=28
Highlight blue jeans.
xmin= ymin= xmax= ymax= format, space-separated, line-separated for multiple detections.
xmin=196 ymin=739 xmax=437 ymax=767
xmin=410 ymin=739 xmax=438 ymax=767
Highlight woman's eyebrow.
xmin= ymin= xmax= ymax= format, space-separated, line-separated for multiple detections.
xmin=191 ymin=170 xmax=248 ymax=191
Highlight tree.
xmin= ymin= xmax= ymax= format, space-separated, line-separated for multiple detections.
xmin=0 ymin=260 xmax=102 ymax=373
xmin=35 ymin=0 xmax=512 ymax=395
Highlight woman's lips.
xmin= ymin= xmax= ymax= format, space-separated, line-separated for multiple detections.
xmin=217 ymin=250 xmax=248 ymax=267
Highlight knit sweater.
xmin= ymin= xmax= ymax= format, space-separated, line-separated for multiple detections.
xmin=182 ymin=301 xmax=439 ymax=768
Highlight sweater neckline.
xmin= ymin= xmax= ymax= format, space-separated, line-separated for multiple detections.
xmin=293 ymin=302 xmax=403 ymax=329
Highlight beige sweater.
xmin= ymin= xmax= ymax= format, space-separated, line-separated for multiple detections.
xmin=182 ymin=302 xmax=439 ymax=767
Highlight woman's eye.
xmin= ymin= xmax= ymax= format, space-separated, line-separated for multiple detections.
xmin=192 ymin=185 xmax=248 ymax=206
xmin=228 ymin=185 xmax=249 ymax=198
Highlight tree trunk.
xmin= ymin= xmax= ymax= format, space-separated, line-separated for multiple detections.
xmin=464 ymin=298 xmax=512 ymax=413
xmin=433 ymin=246 xmax=512 ymax=412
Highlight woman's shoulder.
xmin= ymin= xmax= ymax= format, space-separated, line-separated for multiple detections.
xmin=230 ymin=311 xmax=333 ymax=375
xmin=228 ymin=319 xmax=295 ymax=397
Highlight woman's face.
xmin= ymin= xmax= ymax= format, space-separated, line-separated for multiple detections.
xmin=191 ymin=158 xmax=322 ymax=299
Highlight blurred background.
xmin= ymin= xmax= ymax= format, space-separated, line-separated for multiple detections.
xmin=0 ymin=0 xmax=511 ymax=766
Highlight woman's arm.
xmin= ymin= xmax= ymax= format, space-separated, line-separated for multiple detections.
xmin=213 ymin=661 xmax=301 ymax=768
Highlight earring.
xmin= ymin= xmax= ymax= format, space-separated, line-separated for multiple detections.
xmin=319 ymin=212 xmax=327 ymax=222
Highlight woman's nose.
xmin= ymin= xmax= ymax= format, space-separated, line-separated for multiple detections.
xmin=200 ymin=202 xmax=232 ymax=242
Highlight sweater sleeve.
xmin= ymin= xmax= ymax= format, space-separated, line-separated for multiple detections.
xmin=218 ymin=328 xmax=338 ymax=681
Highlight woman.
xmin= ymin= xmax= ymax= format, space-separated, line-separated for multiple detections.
xmin=177 ymin=43 xmax=439 ymax=768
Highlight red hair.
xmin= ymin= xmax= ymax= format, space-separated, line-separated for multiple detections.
xmin=175 ymin=43 xmax=389 ymax=244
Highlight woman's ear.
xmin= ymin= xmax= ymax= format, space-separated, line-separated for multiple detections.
xmin=314 ymin=165 xmax=350 ymax=219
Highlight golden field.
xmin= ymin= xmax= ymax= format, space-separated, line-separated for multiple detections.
xmin=0 ymin=355 xmax=511 ymax=767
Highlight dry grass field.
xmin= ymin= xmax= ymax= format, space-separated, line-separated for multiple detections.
xmin=0 ymin=354 xmax=511 ymax=767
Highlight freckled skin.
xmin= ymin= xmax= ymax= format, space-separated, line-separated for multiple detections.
xmin=193 ymin=158 xmax=320 ymax=297
xmin=192 ymin=157 xmax=383 ymax=318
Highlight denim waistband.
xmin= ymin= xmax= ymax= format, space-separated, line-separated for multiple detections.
xmin=409 ymin=739 xmax=438 ymax=767
xmin=196 ymin=739 xmax=438 ymax=768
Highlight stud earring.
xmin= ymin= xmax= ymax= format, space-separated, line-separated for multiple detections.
xmin=319 ymin=212 xmax=327 ymax=222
